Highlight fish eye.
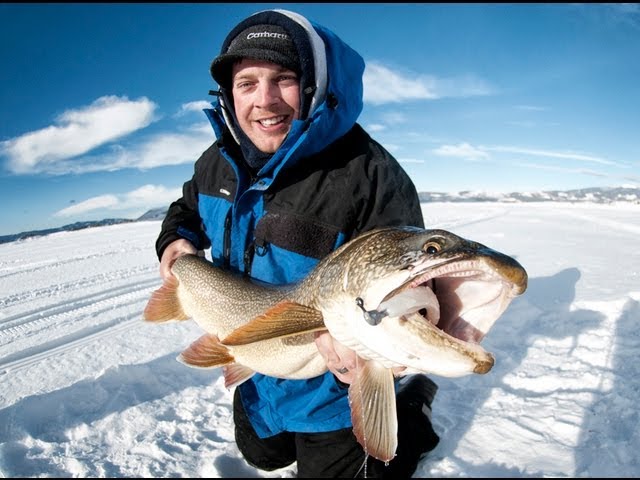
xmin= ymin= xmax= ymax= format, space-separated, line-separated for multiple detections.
xmin=423 ymin=242 xmax=441 ymax=255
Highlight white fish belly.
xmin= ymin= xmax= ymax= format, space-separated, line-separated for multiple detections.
xmin=230 ymin=333 xmax=328 ymax=379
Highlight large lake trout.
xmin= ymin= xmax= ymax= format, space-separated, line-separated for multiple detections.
xmin=144 ymin=226 xmax=528 ymax=462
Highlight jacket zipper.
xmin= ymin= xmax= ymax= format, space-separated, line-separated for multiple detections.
xmin=243 ymin=238 xmax=268 ymax=277
xmin=243 ymin=241 xmax=254 ymax=276
xmin=223 ymin=209 xmax=232 ymax=270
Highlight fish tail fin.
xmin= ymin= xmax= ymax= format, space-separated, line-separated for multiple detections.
xmin=223 ymin=364 xmax=255 ymax=389
xmin=178 ymin=333 xmax=235 ymax=369
xmin=349 ymin=360 xmax=398 ymax=463
xmin=143 ymin=275 xmax=189 ymax=322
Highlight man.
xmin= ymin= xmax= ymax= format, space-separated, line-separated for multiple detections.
xmin=155 ymin=8 xmax=439 ymax=478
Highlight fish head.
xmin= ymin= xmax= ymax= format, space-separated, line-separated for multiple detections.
xmin=309 ymin=226 xmax=528 ymax=376
xmin=381 ymin=227 xmax=528 ymax=338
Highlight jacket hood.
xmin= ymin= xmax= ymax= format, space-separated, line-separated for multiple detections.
xmin=205 ymin=9 xmax=365 ymax=178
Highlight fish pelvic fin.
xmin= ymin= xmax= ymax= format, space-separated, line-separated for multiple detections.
xmin=178 ymin=333 xmax=235 ymax=369
xmin=349 ymin=360 xmax=398 ymax=463
xmin=223 ymin=364 xmax=256 ymax=389
xmin=221 ymin=300 xmax=326 ymax=346
xmin=143 ymin=276 xmax=189 ymax=323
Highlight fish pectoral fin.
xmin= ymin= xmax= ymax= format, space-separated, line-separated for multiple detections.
xmin=221 ymin=301 xmax=326 ymax=346
xmin=178 ymin=333 xmax=235 ymax=368
xmin=223 ymin=364 xmax=255 ymax=389
xmin=348 ymin=360 xmax=398 ymax=463
xmin=143 ymin=276 xmax=189 ymax=322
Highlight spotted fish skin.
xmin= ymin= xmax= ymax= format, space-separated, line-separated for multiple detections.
xmin=143 ymin=226 xmax=528 ymax=462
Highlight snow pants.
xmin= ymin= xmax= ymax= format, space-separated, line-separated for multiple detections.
xmin=232 ymin=385 xmax=440 ymax=478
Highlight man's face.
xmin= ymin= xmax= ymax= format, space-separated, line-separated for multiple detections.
xmin=231 ymin=58 xmax=301 ymax=154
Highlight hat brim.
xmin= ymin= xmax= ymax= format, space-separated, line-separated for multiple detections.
xmin=210 ymin=49 xmax=301 ymax=87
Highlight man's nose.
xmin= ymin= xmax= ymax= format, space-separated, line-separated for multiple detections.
xmin=255 ymin=81 xmax=279 ymax=106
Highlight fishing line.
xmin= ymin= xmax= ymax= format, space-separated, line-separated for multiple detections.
xmin=354 ymin=354 xmax=370 ymax=478
xmin=353 ymin=453 xmax=368 ymax=478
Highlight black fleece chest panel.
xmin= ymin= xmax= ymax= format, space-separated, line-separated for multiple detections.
xmin=254 ymin=211 xmax=340 ymax=260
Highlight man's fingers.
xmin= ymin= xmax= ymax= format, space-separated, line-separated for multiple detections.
xmin=314 ymin=331 xmax=340 ymax=366
xmin=314 ymin=331 xmax=359 ymax=384
xmin=159 ymin=239 xmax=198 ymax=281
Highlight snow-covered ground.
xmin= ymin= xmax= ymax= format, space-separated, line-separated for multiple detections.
xmin=1 ymin=202 xmax=638 ymax=478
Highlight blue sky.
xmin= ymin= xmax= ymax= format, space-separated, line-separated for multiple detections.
xmin=1 ymin=3 xmax=639 ymax=236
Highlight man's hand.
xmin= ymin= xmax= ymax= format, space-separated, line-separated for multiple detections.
xmin=315 ymin=331 xmax=408 ymax=384
xmin=159 ymin=239 xmax=200 ymax=281
xmin=314 ymin=331 xmax=359 ymax=384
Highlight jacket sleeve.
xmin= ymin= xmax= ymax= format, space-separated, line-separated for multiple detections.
xmin=154 ymin=158 xmax=212 ymax=261
xmin=353 ymin=138 xmax=425 ymax=235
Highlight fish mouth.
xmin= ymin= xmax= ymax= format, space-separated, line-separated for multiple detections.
xmin=379 ymin=254 xmax=528 ymax=350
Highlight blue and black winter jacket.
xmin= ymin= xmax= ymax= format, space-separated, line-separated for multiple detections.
xmin=156 ymin=9 xmax=424 ymax=438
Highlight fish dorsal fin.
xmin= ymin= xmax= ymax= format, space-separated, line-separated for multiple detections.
xmin=223 ymin=364 xmax=256 ymax=389
xmin=143 ymin=275 xmax=189 ymax=322
xmin=348 ymin=360 xmax=398 ymax=463
xmin=178 ymin=333 xmax=235 ymax=368
xmin=221 ymin=300 xmax=326 ymax=346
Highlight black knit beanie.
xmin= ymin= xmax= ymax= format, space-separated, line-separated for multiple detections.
xmin=210 ymin=24 xmax=301 ymax=88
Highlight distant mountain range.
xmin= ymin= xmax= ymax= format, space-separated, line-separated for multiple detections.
xmin=417 ymin=186 xmax=640 ymax=203
xmin=0 ymin=208 xmax=169 ymax=245
xmin=2 ymin=187 xmax=638 ymax=245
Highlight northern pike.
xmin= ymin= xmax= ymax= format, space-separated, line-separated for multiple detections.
xmin=143 ymin=226 xmax=527 ymax=462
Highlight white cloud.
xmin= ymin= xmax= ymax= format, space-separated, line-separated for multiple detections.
xmin=398 ymin=157 xmax=425 ymax=164
xmin=4 ymin=121 xmax=214 ymax=176
xmin=432 ymin=142 xmax=627 ymax=168
xmin=366 ymin=123 xmax=385 ymax=132
xmin=586 ymin=3 xmax=640 ymax=29
xmin=176 ymin=100 xmax=212 ymax=117
xmin=515 ymin=161 xmax=609 ymax=178
xmin=380 ymin=112 xmax=408 ymax=125
xmin=54 ymin=195 xmax=120 ymax=217
xmin=515 ymin=104 xmax=548 ymax=111
xmin=487 ymin=145 xmax=622 ymax=166
xmin=54 ymin=184 xmax=182 ymax=218
xmin=364 ymin=62 xmax=437 ymax=104
xmin=622 ymin=174 xmax=640 ymax=184
xmin=381 ymin=143 xmax=400 ymax=153
xmin=363 ymin=112 xmax=407 ymax=134
xmin=433 ymin=142 xmax=490 ymax=160
xmin=123 ymin=184 xmax=180 ymax=204
xmin=125 ymin=123 xmax=214 ymax=170
xmin=507 ymin=121 xmax=538 ymax=128
xmin=0 ymin=96 xmax=158 ymax=174
xmin=363 ymin=61 xmax=493 ymax=105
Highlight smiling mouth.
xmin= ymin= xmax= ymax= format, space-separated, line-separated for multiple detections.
xmin=258 ymin=115 xmax=287 ymax=127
